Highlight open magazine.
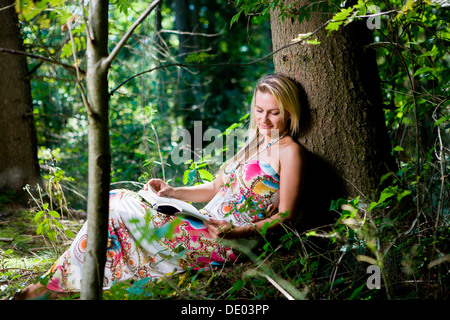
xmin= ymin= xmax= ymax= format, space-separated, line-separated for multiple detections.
xmin=138 ymin=187 xmax=210 ymax=222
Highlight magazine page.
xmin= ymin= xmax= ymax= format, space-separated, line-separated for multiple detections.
xmin=137 ymin=188 xmax=209 ymax=222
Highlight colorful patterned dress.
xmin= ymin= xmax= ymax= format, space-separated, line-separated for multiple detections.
xmin=45 ymin=160 xmax=280 ymax=292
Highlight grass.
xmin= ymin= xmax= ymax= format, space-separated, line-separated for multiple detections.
xmin=0 ymin=204 xmax=80 ymax=300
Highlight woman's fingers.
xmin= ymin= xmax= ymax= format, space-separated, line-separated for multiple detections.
xmin=157 ymin=186 xmax=173 ymax=197
xmin=205 ymin=221 xmax=220 ymax=238
xmin=145 ymin=179 xmax=166 ymax=192
xmin=205 ymin=219 xmax=233 ymax=239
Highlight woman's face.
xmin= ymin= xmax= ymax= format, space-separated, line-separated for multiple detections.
xmin=254 ymin=91 xmax=289 ymax=138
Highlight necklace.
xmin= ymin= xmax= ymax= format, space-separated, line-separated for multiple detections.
xmin=224 ymin=132 xmax=288 ymax=175
xmin=246 ymin=132 xmax=287 ymax=163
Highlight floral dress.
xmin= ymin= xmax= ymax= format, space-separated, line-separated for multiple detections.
xmin=45 ymin=160 xmax=280 ymax=292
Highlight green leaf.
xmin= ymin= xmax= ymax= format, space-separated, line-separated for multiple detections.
xmin=52 ymin=219 xmax=63 ymax=228
xmin=434 ymin=115 xmax=450 ymax=127
xmin=183 ymin=169 xmax=196 ymax=185
xmin=305 ymin=230 xmax=317 ymax=237
xmin=182 ymin=169 xmax=189 ymax=185
xmin=392 ymin=145 xmax=404 ymax=152
xmin=184 ymin=52 xmax=214 ymax=64
xmin=414 ymin=66 xmax=438 ymax=79
xmin=48 ymin=210 xmax=61 ymax=219
xmin=65 ymin=229 xmax=75 ymax=238
xmin=60 ymin=42 xmax=73 ymax=58
xmin=230 ymin=8 xmax=244 ymax=28
xmin=378 ymin=186 xmax=398 ymax=204
xmin=305 ymin=38 xmax=321 ymax=45
xmin=397 ymin=190 xmax=411 ymax=202
xmin=330 ymin=198 xmax=348 ymax=211
xmin=187 ymin=170 xmax=196 ymax=184
xmin=198 ymin=169 xmax=213 ymax=182
xmin=350 ymin=284 xmax=365 ymax=300
xmin=239 ymin=113 xmax=250 ymax=122
xmin=260 ymin=221 xmax=270 ymax=236
xmin=36 ymin=223 xmax=43 ymax=235
xmin=34 ymin=210 xmax=44 ymax=223
xmin=47 ymin=230 xmax=56 ymax=242
xmin=325 ymin=21 xmax=340 ymax=34
xmin=367 ymin=202 xmax=378 ymax=212
xmin=230 ymin=278 xmax=244 ymax=294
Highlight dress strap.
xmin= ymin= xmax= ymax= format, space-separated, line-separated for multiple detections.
xmin=224 ymin=132 xmax=287 ymax=175
xmin=246 ymin=132 xmax=287 ymax=163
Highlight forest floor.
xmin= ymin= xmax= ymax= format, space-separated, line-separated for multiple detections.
xmin=0 ymin=202 xmax=280 ymax=300
xmin=2 ymin=200 xmax=447 ymax=300
xmin=0 ymin=203 xmax=81 ymax=300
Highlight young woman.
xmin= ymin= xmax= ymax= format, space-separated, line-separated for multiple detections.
xmin=17 ymin=73 xmax=305 ymax=299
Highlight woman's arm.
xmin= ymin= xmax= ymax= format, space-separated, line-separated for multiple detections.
xmin=146 ymin=173 xmax=224 ymax=204
xmin=170 ymin=174 xmax=224 ymax=203
xmin=207 ymin=142 xmax=305 ymax=240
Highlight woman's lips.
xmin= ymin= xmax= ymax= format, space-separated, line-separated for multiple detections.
xmin=259 ymin=124 xmax=272 ymax=129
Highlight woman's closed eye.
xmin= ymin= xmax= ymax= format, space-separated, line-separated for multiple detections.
xmin=256 ymin=109 xmax=279 ymax=116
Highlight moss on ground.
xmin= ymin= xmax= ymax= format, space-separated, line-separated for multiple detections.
xmin=0 ymin=204 xmax=82 ymax=299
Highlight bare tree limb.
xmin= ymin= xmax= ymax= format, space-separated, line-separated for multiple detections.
xmin=80 ymin=0 xmax=92 ymax=43
xmin=0 ymin=2 xmax=15 ymax=12
xmin=67 ymin=21 xmax=93 ymax=117
xmin=110 ymin=8 xmax=402 ymax=96
xmin=109 ymin=38 xmax=305 ymax=95
xmin=159 ymin=29 xmax=224 ymax=37
xmin=0 ymin=47 xmax=85 ymax=75
xmin=101 ymin=0 xmax=161 ymax=71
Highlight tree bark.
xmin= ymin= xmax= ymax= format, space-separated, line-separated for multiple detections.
xmin=81 ymin=0 xmax=111 ymax=300
xmin=0 ymin=0 xmax=41 ymax=201
xmin=80 ymin=0 xmax=161 ymax=300
xmin=270 ymin=3 xmax=396 ymax=228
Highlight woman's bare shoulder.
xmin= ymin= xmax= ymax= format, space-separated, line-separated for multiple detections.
xmin=280 ymin=137 xmax=305 ymax=159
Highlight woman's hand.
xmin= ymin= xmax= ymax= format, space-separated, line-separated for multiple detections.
xmin=144 ymin=179 xmax=174 ymax=197
xmin=143 ymin=175 xmax=223 ymax=203
xmin=205 ymin=219 xmax=235 ymax=239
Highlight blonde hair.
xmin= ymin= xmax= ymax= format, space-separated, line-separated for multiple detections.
xmin=223 ymin=73 xmax=302 ymax=171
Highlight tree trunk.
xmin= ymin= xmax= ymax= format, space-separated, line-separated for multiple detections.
xmin=81 ymin=0 xmax=111 ymax=300
xmin=0 ymin=0 xmax=41 ymax=202
xmin=80 ymin=0 xmax=161 ymax=300
xmin=270 ymin=4 xmax=396 ymax=228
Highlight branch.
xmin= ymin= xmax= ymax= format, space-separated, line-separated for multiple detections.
xmin=0 ymin=2 xmax=15 ymax=12
xmin=80 ymin=0 xmax=92 ymax=43
xmin=68 ymin=23 xmax=82 ymax=82
xmin=110 ymin=11 xmax=340 ymax=96
xmin=110 ymin=38 xmax=304 ymax=95
xmin=0 ymin=47 xmax=85 ymax=75
xmin=159 ymin=29 xmax=224 ymax=37
xmin=102 ymin=0 xmax=161 ymax=70
xmin=110 ymin=7 xmax=401 ymax=95
xmin=67 ymin=21 xmax=93 ymax=117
